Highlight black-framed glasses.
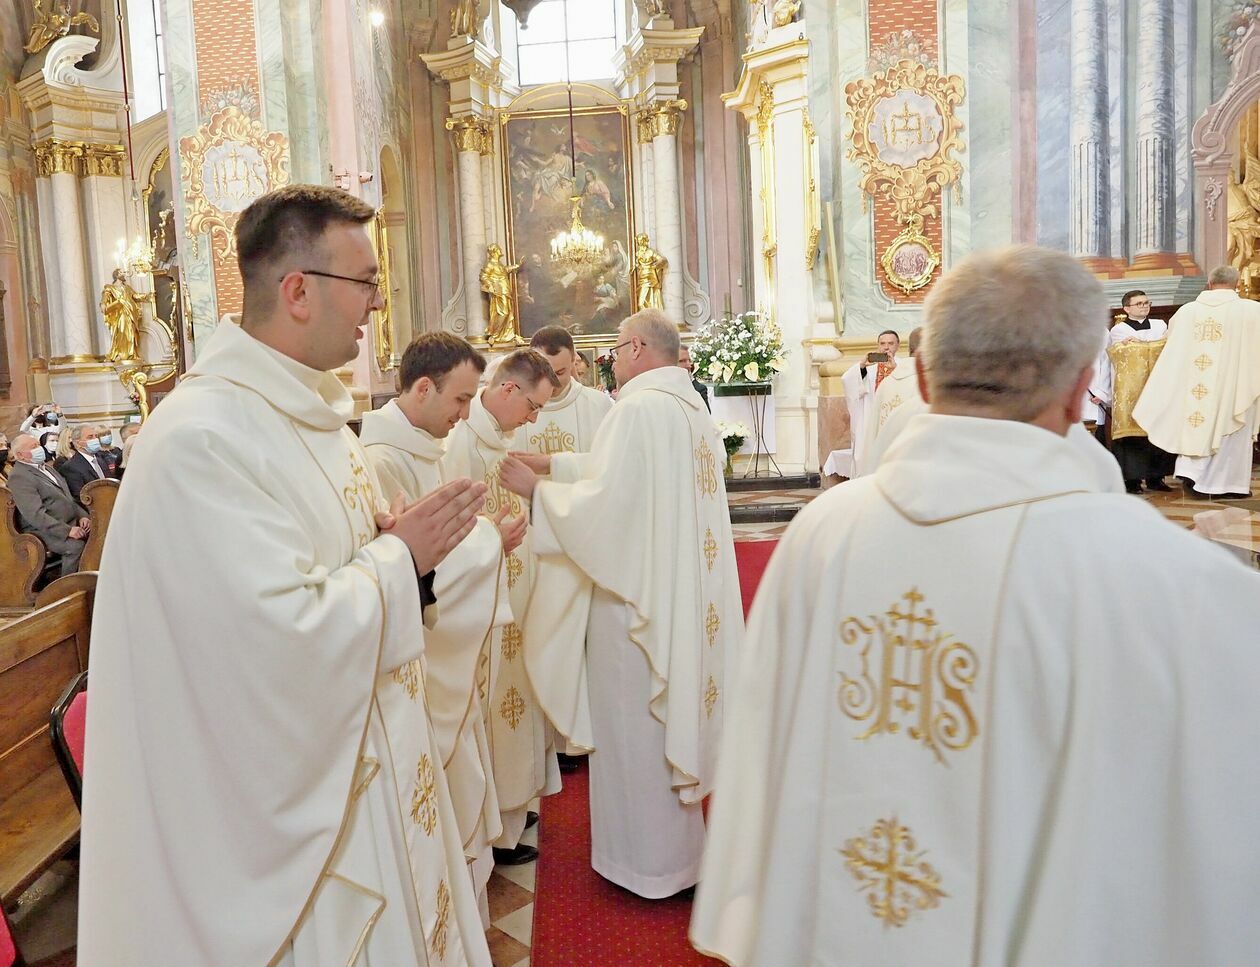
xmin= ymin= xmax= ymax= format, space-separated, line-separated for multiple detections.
xmin=609 ymin=339 xmax=646 ymax=361
xmin=507 ymin=382 xmax=547 ymax=413
xmin=290 ymin=269 xmax=384 ymax=296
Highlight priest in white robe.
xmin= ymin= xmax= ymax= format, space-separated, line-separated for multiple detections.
xmin=444 ymin=349 xmax=563 ymax=864
xmin=361 ymin=332 xmax=524 ymax=906
xmin=839 ymin=329 xmax=902 ymax=477
xmin=1133 ymin=265 xmax=1260 ymax=498
xmin=79 ymin=186 xmax=492 ymax=966
xmin=500 ymin=309 xmax=744 ymax=899
xmin=857 ymin=327 xmax=922 ymax=476
xmin=691 ymin=246 xmax=1260 ymax=967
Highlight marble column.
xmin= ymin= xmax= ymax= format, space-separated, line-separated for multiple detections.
xmin=1134 ymin=0 xmax=1174 ymax=257
xmin=649 ymin=100 xmax=686 ymax=322
xmin=447 ymin=115 xmax=491 ymax=340
xmin=637 ymin=112 xmax=657 ymax=242
xmin=1069 ymin=0 xmax=1111 ymax=259
xmin=33 ymin=175 xmax=64 ymax=351
xmin=39 ymin=143 xmax=95 ymax=356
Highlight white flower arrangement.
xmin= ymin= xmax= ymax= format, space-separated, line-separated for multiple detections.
xmin=691 ymin=310 xmax=788 ymax=385
xmin=716 ymin=420 xmax=751 ymax=444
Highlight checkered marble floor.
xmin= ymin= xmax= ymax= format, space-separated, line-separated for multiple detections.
xmin=485 ymin=811 xmax=537 ymax=967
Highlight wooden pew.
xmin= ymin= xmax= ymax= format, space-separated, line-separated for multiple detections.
xmin=0 ymin=585 xmax=92 ymax=907
xmin=78 ymin=477 xmax=119 ymax=572
xmin=0 ymin=487 xmax=44 ymax=617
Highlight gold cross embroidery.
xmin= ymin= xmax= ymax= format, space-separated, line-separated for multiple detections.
xmin=1191 ymin=384 xmax=1209 ymax=401
xmin=430 ymin=879 xmax=450 ymax=960
xmin=1194 ymin=353 xmax=1214 ymax=372
xmin=840 ymin=816 xmax=946 ymax=928
xmin=410 ymin=754 xmax=438 ymax=835
xmin=704 ymin=676 xmax=719 ymax=718
xmin=506 ymin=552 xmax=524 ymax=589
xmin=392 ymin=660 xmax=420 ymax=701
xmin=703 ymin=528 xmax=718 ymax=572
xmin=706 ymin=602 xmax=721 ymax=647
xmin=500 ymin=686 xmax=526 ymax=730
xmin=1188 ymin=411 xmax=1206 ymax=428
xmin=501 ymin=623 xmax=523 ymax=662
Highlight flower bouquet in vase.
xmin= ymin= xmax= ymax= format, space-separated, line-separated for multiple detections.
xmin=716 ymin=420 xmax=750 ymax=476
xmin=691 ymin=310 xmax=787 ymax=388
xmin=594 ymin=353 xmax=616 ymax=393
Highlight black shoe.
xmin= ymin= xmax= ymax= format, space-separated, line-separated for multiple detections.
xmin=1125 ymin=481 xmax=1143 ymax=494
xmin=1145 ymin=478 xmax=1173 ymax=492
xmin=1185 ymin=486 xmax=1212 ymax=500
xmin=557 ymin=753 xmax=583 ymax=773
xmin=525 ymin=811 xmax=539 ymax=829
xmin=493 ymin=844 xmax=539 ymax=866
xmin=1217 ymin=491 xmax=1254 ymax=500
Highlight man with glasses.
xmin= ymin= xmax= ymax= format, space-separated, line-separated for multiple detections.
xmin=79 ymin=185 xmax=492 ymax=966
xmin=445 ymin=348 xmax=562 ymax=866
xmin=499 ymin=309 xmax=744 ymax=899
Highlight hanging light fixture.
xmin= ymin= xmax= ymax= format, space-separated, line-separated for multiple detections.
xmin=549 ymin=0 xmax=605 ymax=268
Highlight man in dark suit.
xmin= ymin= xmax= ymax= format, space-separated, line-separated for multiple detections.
xmin=678 ymin=343 xmax=711 ymax=412
xmin=8 ymin=434 xmax=91 ymax=575
xmin=59 ymin=424 xmax=120 ymax=503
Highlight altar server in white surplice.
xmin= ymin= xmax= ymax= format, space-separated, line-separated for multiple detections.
xmin=692 ymin=246 xmax=1260 ymax=967
xmin=500 ymin=309 xmax=744 ymax=899
xmin=858 ymin=327 xmax=923 ymax=475
xmin=1133 ymin=265 xmax=1260 ymax=498
xmin=361 ymin=332 xmax=525 ymax=908
xmin=444 ymin=350 xmax=562 ymax=865
xmin=79 ymin=186 xmax=493 ymax=966
xmin=840 ymin=329 xmax=901 ymax=476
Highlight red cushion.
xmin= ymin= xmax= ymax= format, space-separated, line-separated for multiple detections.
xmin=64 ymin=690 xmax=87 ymax=776
xmin=0 ymin=912 xmax=16 ymax=967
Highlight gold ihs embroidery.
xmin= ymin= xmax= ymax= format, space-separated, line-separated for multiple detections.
xmin=705 ymin=602 xmax=721 ymax=648
xmin=704 ymin=676 xmax=718 ymax=718
xmin=484 ymin=461 xmax=522 ymax=518
xmin=703 ymin=528 xmax=718 ymax=572
xmin=1194 ymin=319 xmax=1223 ymax=342
xmin=430 ymin=878 xmax=451 ymax=960
xmin=529 ymin=421 xmax=576 ymax=455
xmin=506 ymin=552 xmax=524 ymax=589
xmin=840 ymin=816 xmax=946 ymax=927
xmin=410 ymin=754 xmax=438 ymax=835
xmin=393 ymin=660 xmax=421 ymax=700
xmin=695 ymin=438 xmax=719 ymax=498
xmin=501 ymin=622 xmax=523 ymax=662
xmin=500 ymin=686 xmax=526 ymax=729
xmin=342 ymin=450 xmax=379 ymax=547
xmin=838 ymin=588 xmax=980 ymax=766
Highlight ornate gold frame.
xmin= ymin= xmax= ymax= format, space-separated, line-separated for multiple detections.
xmin=755 ymin=82 xmax=776 ymax=316
xmin=879 ymin=215 xmax=940 ymax=295
xmin=371 ymin=211 xmax=397 ymax=372
xmin=178 ymin=107 xmax=290 ymax=262
xmin=803 ymin=107 xmax=820 ymax=270
xmin=845 ymin=59 xmax=965 ymax=223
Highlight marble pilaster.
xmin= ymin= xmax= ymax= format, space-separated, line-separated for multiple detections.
xmin=33 ymin=175 xmax=64 ymax=352
xmin=1134 ymin=0 xmax=1175 ymax=259
xmin=48 ymin=167 xmax=94 ymax=356
xmin=649 ymin=102 xmax=686 ymax=321
xmin=448 ymin=116 xmax=491 ymax=340
xmin=1069 ymin=0 xmax=1111 ymax=259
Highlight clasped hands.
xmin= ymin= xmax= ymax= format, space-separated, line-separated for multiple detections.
xmin=376 ymin=479 xmax=487 ymax=575
xmin=68 ymin=516 xmax=91 ymax=541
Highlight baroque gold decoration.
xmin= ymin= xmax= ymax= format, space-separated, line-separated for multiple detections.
xmin=879 ymin=214 xmax=941 ymax=295
xmin=845 ymin=59 xmax=965 ymax=223
xmin=704 ymin=676 xmax=718 ymax=718
xmin=481 ymin=243 xmax=526 ymax=347
xmin=118 ymin=368 xmax=150 ymax=420
xmin=82 ymin=144 xmax=126 ymax=178
xmin=803 ymin=108 xmax=821 ymax=270
xmin=772 ymin=0 xmax=801 ymax=27
xmin=33 ymin=138 xmax=82 ymax=178
xmin=24 ymin=0 xmax=99 ymax=55
xmin=450 ymin=0 xmax=479 ymax=38
xmin=644 ymin=99 xmax=688 ymax=139
xmin=393 ymin=660 xmax=420 ymax=700
xmin=505 ymin=552 xmax=524 ymax=589
xmin=430 ymin=879 xmax=451 ymax=960
xmin=410 ymin=754 xmax=438 ymax=835
xmin=179 ymin=107 xmax=290 ymax=263
xmin=841 ymin=816 xmax=946 ymax=927
xmin=550 ymin=195 xmax=606 ymax=267
xmin=838 ymin=587 xmax=980 ymax=766
xmin=501 ymin=623 xmax=523 ymax=662
xmin=755 ymin=82 xmax=777 ymax=300
xmin=705 ymin=602 xmax=721 ymax=648
xmin=101 ymin=269 xmax=151 ymax=361
xmin=500 ymin=685 xmax=526 ymax=730
xmin=371 ymin=212 xmax=397 ymax=372
xmin=445 ymin=114 xmax=493 ymax=156
xmin=632 ymin=232 xmax=666 ymax=310
xmin=703 ymin=527 xmax=717 ymax=571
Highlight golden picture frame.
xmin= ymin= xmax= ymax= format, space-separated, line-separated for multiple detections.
xmin=879 ymin=216 xmax=941 ymax=294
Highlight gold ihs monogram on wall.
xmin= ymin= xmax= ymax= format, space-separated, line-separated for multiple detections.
xmin=837 ymin=588 xmax=980 ymax=766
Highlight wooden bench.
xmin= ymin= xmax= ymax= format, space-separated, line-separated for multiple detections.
xmin=0 ymin=585 xmax=92 ymax=907
xmin=78 ymin=477 xmax=119 ymax=572
xmin=0 ymin=487 xmax=44 ymax=617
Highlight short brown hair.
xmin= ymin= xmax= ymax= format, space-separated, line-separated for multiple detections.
xmin=493 ymin=349 xmax=560 ymax=390
xmin=530 ymin=325 xmax=575 ymax=355
xmin=399 ymin=332 xmax=486 ymax=391
xmin=235 ymin=185 xmax=375 ymax=316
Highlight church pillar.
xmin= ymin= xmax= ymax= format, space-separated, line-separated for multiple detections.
xmin=35 ymin=142 xmax=93 ymax=356
xmin=635 ymin=111 xmax=657 ymax=243
xmin=648 ymin=101 xmax=686 ymax=322
xmin=1132 ymin=0 xmax=1175 ymax=264
xmin=1069 ymin=0 xmax=1111 ymax=262
xmin=446 ymin=116 xmax=492 ymax=341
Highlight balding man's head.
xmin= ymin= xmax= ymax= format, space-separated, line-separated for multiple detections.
xmin=1208 ymin=265 xmax=1240 ymax=290
xmin=612 ymin=309 xmax=681 ymax=387
xmin=12 ymin=434 xmax=39 ymax=463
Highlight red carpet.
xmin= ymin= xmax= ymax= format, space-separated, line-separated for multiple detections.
xmin=734 ymin=539 xmax=778 ymax=618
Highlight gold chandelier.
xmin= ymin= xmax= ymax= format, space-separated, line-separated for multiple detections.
xmin=551 ymin=195 xmax=604 ymax=267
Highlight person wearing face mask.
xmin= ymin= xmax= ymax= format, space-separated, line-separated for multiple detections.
xmin=61 ymin=424 xmax=121 ymax=503
xmin=6 ymin=433 xmax=90 ymax=575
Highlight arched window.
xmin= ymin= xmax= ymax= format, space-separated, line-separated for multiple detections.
xmin=514 ymin=0 xmax=620 ymax=88
xmin=125 ymin=0 xmax=168 ymax=121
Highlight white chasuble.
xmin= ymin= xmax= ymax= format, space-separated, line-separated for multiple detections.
xmin=445 ymin=395 xmax=559 ymax=844
xmin=79 ymin=323 xmax=488 ymax=967
xmin=1134 ymin=288 xmax=1260 ymax=458
xmin=526 ymin=366 xmax=744 ymax=897
xmin=692 ymin=413 xmax=1260 ymax=967
xmin=361 ymin=401 xmax=508 ymax=862
xmin=859 ymin=357 xmax=924 ymax=476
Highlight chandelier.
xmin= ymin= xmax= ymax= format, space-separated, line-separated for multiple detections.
xmin=547 ymin=0 xmax=606 ymax=269
xmin=551 ymin=196 xmax=604 ymax=267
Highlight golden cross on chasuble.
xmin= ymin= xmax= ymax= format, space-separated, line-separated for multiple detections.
xmin=703 ymin=528 xmax=718 ymax=571
xmin=1194 ymin=353 xmax=1214 ymax=372
xmin=529 ymin=421 xmax=576 ymax=455
xmin=410 ymin=754 xmax=438 ymax=836
xmin=837 ymin=588 xmax=980 ymax=766
xmin=841 ymin=816 xmax=946 ymax=927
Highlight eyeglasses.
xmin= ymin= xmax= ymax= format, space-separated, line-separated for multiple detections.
xmin=609 ymin=339 xmax=647 ymax=361
xmin=507 ymin=382 xmax=547 ymax=413
xmin=290 ymin=269 xmax=385 ymax=297
xmin=1127 ymin=300 xmax=1152 ymax=308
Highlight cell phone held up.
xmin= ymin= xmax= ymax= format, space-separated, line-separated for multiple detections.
xmin=866 ymin=352 xmax=890 ymax=364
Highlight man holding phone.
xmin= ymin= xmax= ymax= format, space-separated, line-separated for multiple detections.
xmin=838 ymin=330 xmax=902 ymax=475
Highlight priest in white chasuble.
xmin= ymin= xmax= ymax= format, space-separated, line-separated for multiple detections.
xmin=839 ymin=329 xmax=901 ymax=476
xmin=519 ymin=324 xmax=613 ymax=457
xmin=1134 ymin=265 xmax=1260 ymax=498
xmin=499 ymin=309 xmax=744 ymax=899
xmin=857 ymin=327 xmax=923 ymax=476
xmin=78 ymin=186 xmax=492 ymax=967
xmin=361 ymin=332 xmax=525 ymax=902
xmin=692 ymin=247 xmax=1260 ymax=967
xmin=444 ymin=349 xmax=562 ymax=864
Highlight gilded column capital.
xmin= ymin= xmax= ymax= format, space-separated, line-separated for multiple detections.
xmin=33 ymin=138 xmax=83 ymax=178
xmin=82 ymin=143 xmax=127 ymax=177
xmin=641 ymin=99 xmax=688 ymax=140
xmin=445 ymin=115 xmax=494 ymax=155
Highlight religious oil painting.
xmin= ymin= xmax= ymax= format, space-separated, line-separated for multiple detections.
xmin=503 ymin=106 xmax=635 ymax=342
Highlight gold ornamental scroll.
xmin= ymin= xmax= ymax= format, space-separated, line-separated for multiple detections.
xmin=1107 ymin=337 xmax=1166 ymax=440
